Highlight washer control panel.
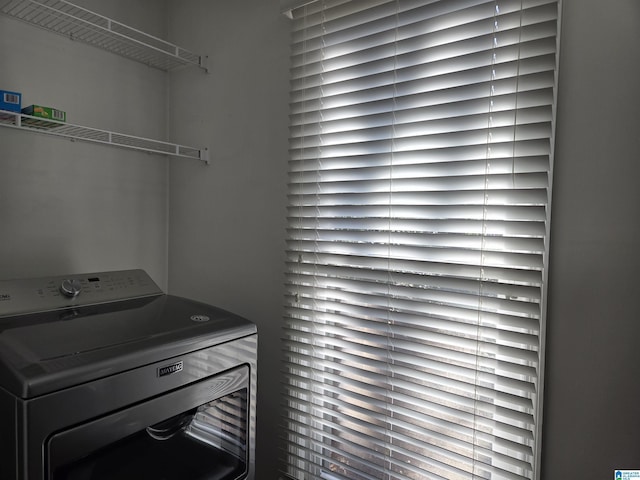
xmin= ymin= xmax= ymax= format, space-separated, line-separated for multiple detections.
xmin=0 ymin=269 xmax=163 ymax=317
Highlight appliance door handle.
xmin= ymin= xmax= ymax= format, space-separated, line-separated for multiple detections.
xmin=146 ymin=408 xmax=198 ymax=440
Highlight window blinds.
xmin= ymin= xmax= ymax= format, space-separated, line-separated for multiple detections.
xmin=281 ymin=1 xmax=559 ymax=479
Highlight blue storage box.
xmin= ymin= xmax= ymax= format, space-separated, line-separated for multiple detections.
xmin=0 ymin=90 xmax=21 ymax=112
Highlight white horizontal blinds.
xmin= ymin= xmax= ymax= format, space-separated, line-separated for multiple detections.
xmin=282 ymin=0 xmax=558 ymax=479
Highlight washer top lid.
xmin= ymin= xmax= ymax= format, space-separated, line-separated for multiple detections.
xmin=0 ymin=270 xmax=256 ymax=398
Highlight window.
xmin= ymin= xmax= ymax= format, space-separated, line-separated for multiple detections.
xmin=281 ymin=1 xmax=559 ymax=479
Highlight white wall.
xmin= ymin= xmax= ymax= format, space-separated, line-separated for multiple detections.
xmin=0 ymin=0 xmax=170 ymax=288
xmin=542 ymin=0 xmax=640 ymax=478
xmin=166 ymin=1 xmax=291 ymax=478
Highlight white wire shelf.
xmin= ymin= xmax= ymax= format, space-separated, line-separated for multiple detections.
xmin=0 ymin=0 xmax=207 ymax=71
xmin=0 ymin=110 xmax=209 ymax=163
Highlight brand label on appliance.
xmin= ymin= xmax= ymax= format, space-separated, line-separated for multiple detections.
xmin=0 ymin=293 xmax=11 ymax=302
xmin=157 ymin=361 xmax=183 ymax=378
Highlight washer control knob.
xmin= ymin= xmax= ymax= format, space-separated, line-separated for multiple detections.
xmin=60 ymin=279 xmax=82 ymax=298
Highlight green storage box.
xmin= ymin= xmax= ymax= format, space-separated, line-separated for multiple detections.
xmin=22 ymin=104 xmax=66 ymax=123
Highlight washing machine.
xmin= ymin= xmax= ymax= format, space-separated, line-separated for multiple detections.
xmin=0 ymin=269 xmax=256 ymax=480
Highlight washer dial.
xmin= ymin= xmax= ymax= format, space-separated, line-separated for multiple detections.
xmin=60 ymin=279 xmax=82 ymax=298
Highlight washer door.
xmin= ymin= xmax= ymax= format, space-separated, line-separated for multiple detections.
xmin=47 ymin=365 xmax=250 ymax=480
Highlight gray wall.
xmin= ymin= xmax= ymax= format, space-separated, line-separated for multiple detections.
xmin=0 ymin=0 xmax=170 ymax=288
xmin=1 ymin=1 xmax=290 ymax=477
xmin=166 ymin=1 xmax=290 ymax=478
xmin=542 ymin=0 xmax=640 ymax=478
